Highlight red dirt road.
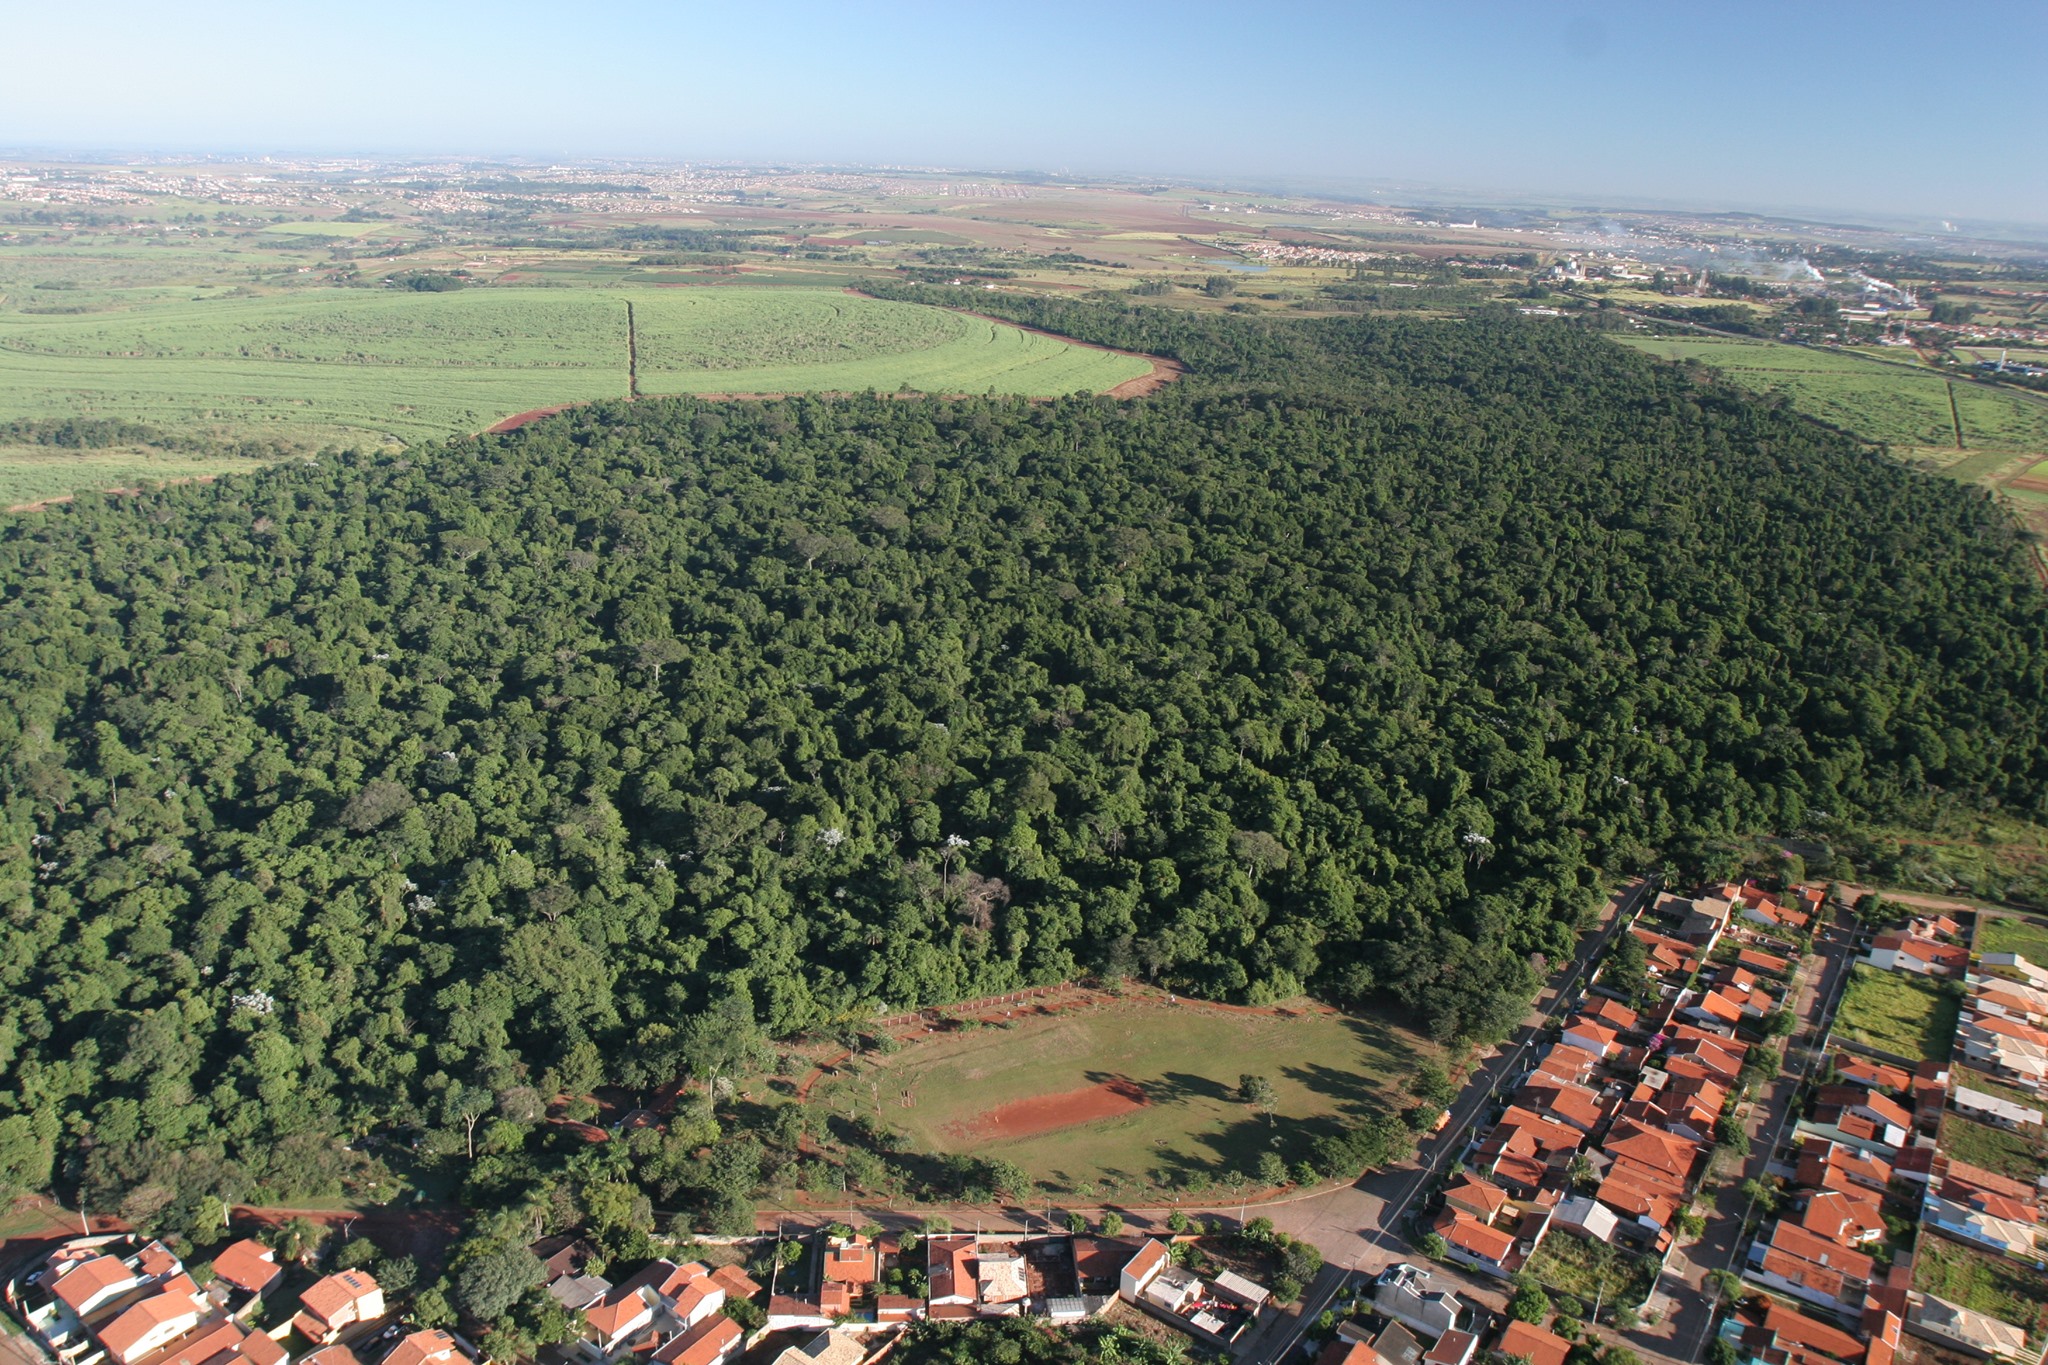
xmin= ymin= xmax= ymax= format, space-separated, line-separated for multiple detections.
xmin=944 ymin=1077 xmax=1150 ymax=1142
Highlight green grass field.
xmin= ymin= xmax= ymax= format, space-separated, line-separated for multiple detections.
xmin=1833 ymin=964 xmax=1960 ymax=1062
xmin=1978 ymin=913 xmax=2048 ymax=963
xmin=807 ymin=1000 xmax=1424 ymax=1195
xmin=1616 ymin=335 xmax=2048 ymax=454
xmin=1914 ymin=1233 xmax=2048 ymax=1346
xmin=0 ymin=287 xmax=1151 ymax=499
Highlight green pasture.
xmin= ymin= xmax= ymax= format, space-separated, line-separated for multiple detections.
xmin=0 ymin=287 xmax=1150 ymax=473
xmin=1616 ymin=335 xmax=2048 ymax=454
xmin=806 ymin=1000 xmax=1424 ymax=1195
xmin=1832 ymin=964 xmax=1960 ymax=1063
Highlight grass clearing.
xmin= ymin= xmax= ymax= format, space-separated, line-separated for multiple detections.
xmin=807 ymin=999 xmax=1425 ymax=1195
xmin=1913 ymin=1234 xmax=2048 ymax=1346
xmin=1832 ymin=964 xmax=1960 ymax=1062
xmin=1941 ymin=1114 xmax=2048 ymax=1183
xmin=1978 ymin=913 xmax=2048 ymax=963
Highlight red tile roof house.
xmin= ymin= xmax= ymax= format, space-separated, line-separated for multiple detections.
xmin=206 ymin=1241 xmax=282 ymax=1309
xmin=1442 ymin=1175 xmax=1512 ymax=1224
xmin=580 ymin=1272 xmax=662 ymax=1361
xmin=1581 ymin=997 xmax=1640 ymax=1035
xmin=1683 ymin=987 xmax=1745 ymax=1029
xmin=1831 ymin=1055 xmax=1911 ymax=1094
xmin=122 ymin=1315 xmax=283 ymax=1365
xmin=1495 ymin=1320 xmax=1571 ymax=1365
xmin=381 ymin=1329 xmax=473 ymax=1365
xmin=1864 ymin=933 xmax=1967 ymax=978
xmin=1799 ymin=1190 xmax=1886 ymax=1247
xmin=50 ymin=1254 xmax=145 ymax=1318
xmin=1431 ymin=1209 xmax=1520 ymax=1278
xmin=290 ymin=1270 xmax=384 ymax=1346
xmin=1736 ymin=1298 xmax=1888 ymax=1365
xmin=1745 ymin=1219 xmax=1874 ymax=1313
xmin=1527 ymin=1043 xmax=1602 ymax=1088
xmin=1318 ymin=1344 xmax=1385 ymax=1365
xmin=98 ymin=1286 xmax=209 ymax=1365
xmin=1818 ymin=1086 xmax=1914 ymax=1134
xmin=926 ymin=1235 xmax=981 ymax=1309
xmin=820 ymin=1235 xmax=877 ymax=1287
xmin=649 ymin=1318 xmax=740 ymax=1365
xmin=1795 ymin=1139 xmax=1892 ymax=1195
xmin=1518 ymin=1082 xmax=1606 ymax=1133
xmin=654 ymin=1263 xmax=727 ymax=1332
xmin=1561 ymin=1018 xmax=1619 ymax=1060
xmin=1116 ymin=1240 xmax=1172 ymax=1305
xmin=1737 ymin=948 xmax=1792 ymax=978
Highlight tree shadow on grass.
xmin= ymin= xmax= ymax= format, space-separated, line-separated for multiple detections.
xmin=1081 ymin=1069 xmax=1235 ymax=1105
xmin=1281 ymin=1061 xmax=1393 ymax=1122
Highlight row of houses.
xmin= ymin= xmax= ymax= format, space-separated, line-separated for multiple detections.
xmin=6 ymin=1238 xmax=470 ymax=1365
xmin=1317 ymin=1262 xmax=1575 ymax=1365
xmin=1431 ymin=884 xmax=1807 ymax=1280
xmin=1735 ymin=905 xmax=2047 ymax=1365
xmin=1959 ymin=954 xmax=2048 ymax=1093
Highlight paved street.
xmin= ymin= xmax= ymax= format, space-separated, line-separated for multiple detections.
xmin=1648 ymin=915 xmax=1858 ymax=1365
xmin=1243 ymin=878 xmax=1655 ymax=1365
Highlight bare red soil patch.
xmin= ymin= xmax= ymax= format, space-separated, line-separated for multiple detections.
xmin=487 ymin=404 xmax=580 ymax=434
xmin=945 ymin=1077 xmax=1150 ymax=1142
xmin=2007 ymin=475 xmax=2048 ymax=493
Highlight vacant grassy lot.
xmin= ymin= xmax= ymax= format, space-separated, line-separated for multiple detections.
xmin=1942 ymin=1114 xmax=2048 ymax=1183
xmin=1978 ymin=913 xmax=2048 ymax=964
xmin=1914 ymin=1233 xmax=2048 ymax=1346
xmin=1523 ymin=1231 xmax=1660 ymax=1312
xmin=1833 ymin=965 xmax=1960 ymax=1062
xmin=807 ymin=999 xmax=1424 ymax=1195
xmin=0 ymin=287 xmax=1151 ymax=497
xmin=1615 ymin=335 xmax=2048 ymax=454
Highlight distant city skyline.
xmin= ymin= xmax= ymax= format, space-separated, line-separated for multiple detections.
xmin=5 ymin=0 xmax=2044 ymax=226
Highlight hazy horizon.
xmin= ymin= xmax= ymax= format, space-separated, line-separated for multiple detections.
xmin=4 ymin=0 xmax=2045 ymax=226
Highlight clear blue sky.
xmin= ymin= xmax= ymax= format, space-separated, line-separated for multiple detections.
xmin=5 ymin=0 xmax=2044 ymax=225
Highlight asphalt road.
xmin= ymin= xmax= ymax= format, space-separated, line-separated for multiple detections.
xmin=1245 ymin=877 xmax=1656 ymax=1365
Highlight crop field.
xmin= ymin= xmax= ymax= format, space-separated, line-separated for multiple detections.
xmin=635 ymin=290 xmax=1148 ymax=396
xmin=0 ymin=287 xmax=1152 ymax=479
xmin=1832 ymin=964 xmax=1960 ymax=1062
xmin=1615 ymin=335 xmax=2048 ymax=453
xmin=805 ymin=998 xmax=1424 ymax=1195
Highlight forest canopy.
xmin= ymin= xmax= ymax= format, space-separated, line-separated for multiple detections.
xmin=2 ymin=297 xmax=2045 ymax=1209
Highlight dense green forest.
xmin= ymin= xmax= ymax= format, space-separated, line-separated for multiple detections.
xmin=2 ymin=294 xmax=2045 ymax=1226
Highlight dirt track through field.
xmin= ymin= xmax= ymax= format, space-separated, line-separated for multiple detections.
xmin=944 ymin=1077 xmax=1150 ymax=1141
